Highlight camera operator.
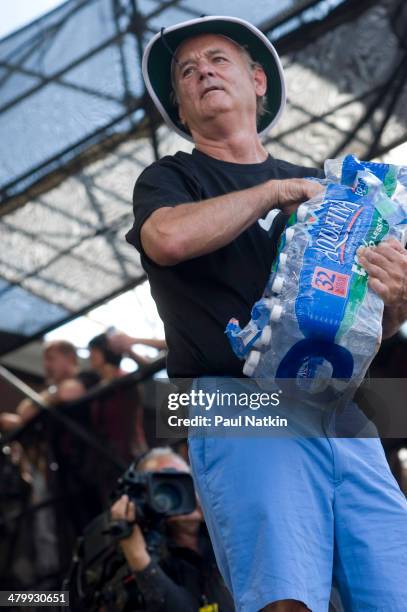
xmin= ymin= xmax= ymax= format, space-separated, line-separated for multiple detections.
xmin=110 ymin=447 xmax=234 ymax=612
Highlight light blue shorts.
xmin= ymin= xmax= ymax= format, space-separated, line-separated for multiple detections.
xmin=188 ymin=378 xmax=407 ymax=612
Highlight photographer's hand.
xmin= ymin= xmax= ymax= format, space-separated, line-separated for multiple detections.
xmin=111 ymin=494 xmax=151 ymax=571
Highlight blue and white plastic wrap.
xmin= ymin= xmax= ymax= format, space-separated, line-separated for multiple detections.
xmin=226 ymin=155 xmax=407 ymax=394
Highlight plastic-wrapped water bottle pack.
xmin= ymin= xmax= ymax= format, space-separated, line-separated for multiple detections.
xmin=226 ymin=155 xmax=407 ymax=394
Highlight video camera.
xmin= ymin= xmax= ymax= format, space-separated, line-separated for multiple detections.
xmin=64 ymin=462 xmax=196 ymax=611
xmin=113 ymin=462 xmax=196 ymax=528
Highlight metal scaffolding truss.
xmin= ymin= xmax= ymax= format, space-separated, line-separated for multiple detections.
xmin=2 ymin=0 xmax=395 ymax=212
xmin=266 ymin=0 xmax=407 ymax=166
xmin=0 ymin=0 xmax=406 ymax=356
xmin=0 ymin=0 xmax=145 ymax=209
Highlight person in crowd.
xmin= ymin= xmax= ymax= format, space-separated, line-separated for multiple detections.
xmin=111 ymin=446 xmax=234 ymax=611
xmin=88 ymin=332 xmax=149 ymax=459
xmin=0 ymin=340 xmax=93 ymax=585
xmin=88 ymin=333 xmax=127 ymax=382
xmin=20 ymin=339 xmax=83 ymax=419
xmin=124 ymin=16 xmax=407 ymax=612
xmin=42 ymin=339 xmax=79 ymax=385
xmin=0 ymin=339 xmax=95 ymax=430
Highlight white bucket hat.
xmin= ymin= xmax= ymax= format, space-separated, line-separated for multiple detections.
xmin=142 ymin=15 xmax=286 ymax=142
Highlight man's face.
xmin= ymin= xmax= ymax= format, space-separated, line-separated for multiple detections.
xmin=172 ymin=33 xmax=266 ymax=134
xmin=43 ymin=347 xmax=76 ymax=384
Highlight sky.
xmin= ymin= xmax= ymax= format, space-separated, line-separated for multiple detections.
xmin=0 ymin=0 xmax=66 ymax=39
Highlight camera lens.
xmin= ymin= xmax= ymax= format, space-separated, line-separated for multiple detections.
xmin=152 ymin=483 xmax=182 ymax=513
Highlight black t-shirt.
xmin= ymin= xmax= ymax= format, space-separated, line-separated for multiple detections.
xmin=126 ymin=149 xmax=323 ymax=377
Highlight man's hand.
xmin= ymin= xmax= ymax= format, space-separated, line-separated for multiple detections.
xmin=111 ymin=494 xmax=151 ymax=571
xmin=358 ymin=238 xmax=407 ymax=338
xmin=276 ymin=179 xmax=324 ymax=214
xmin=358 ymin=239 xmax=407 ymax=305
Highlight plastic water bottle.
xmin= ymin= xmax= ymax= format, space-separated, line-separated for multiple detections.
xmin=226 ymin=162 xmax=407 ymax=395
xmin=325 ymin=154 xmax=407 ymax=204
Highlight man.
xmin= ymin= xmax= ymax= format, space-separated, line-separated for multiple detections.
xmin=21 ymin=339 xmax=100 ymax=417
xmin=126 ymin=16 xmax=407 ymax=611
xmin=88 ymin=332 xmax=149 ymax=458
xmin=42 ymin=339 xmax=79 ymax=385
xmin=111 ymin=446 xmax=234 ymax=611
xmin=89 ymin=333 xmax=127 ymax=382
xmin=0 ymin=340 xmax=95 ymax=430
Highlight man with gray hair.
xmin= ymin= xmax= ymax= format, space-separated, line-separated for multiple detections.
xmin=126 ymin=16 xmax=407 ymax=612
xmin=111 ymin=446 xmax=233 ymax=611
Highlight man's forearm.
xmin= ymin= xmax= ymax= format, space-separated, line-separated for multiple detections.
xmin=141 ymin=179 xmax=276 ymax=265
xmin=141 ymin=178 xmax=321 ymax=265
